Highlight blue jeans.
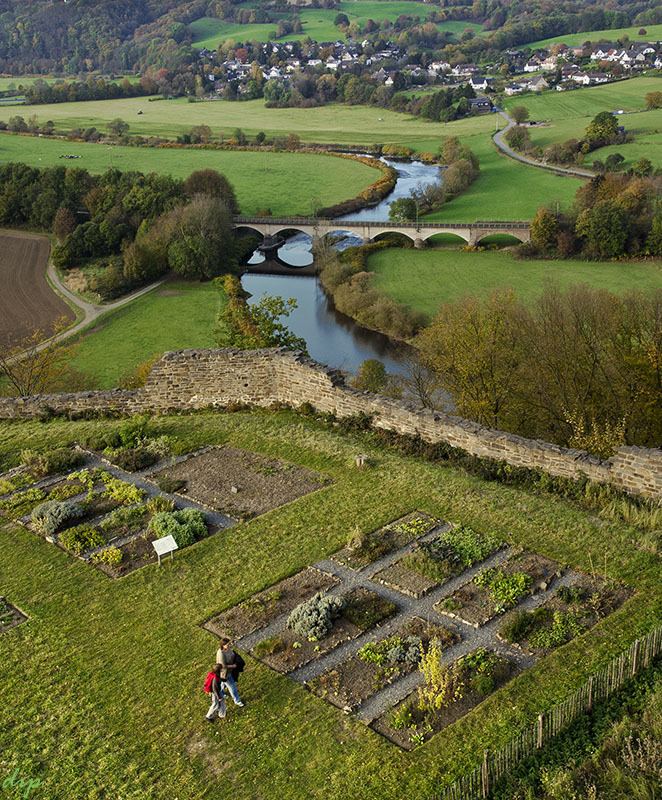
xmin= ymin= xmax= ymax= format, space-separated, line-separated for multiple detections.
xmin=221 ymin=675 xmax=242 ymax=705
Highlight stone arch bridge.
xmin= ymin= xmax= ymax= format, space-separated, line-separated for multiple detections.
xmin=234 ymin=216 xmax=531 ymax=246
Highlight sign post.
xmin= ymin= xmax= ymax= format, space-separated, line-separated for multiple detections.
xmin=152 ymin=535 xmax=178 ymax=566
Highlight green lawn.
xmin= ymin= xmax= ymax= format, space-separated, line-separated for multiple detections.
xmin=0 ymin=409 xmax=659 ymax=800
xmin=190 ymin=1 xmax=457 ymax=47
xmin=369 ymin=248 xmax=662 ymax=317
xmin=526 ymin=23 xmax=662 ymax=49
xmin=503 ymin=76 xmax=662 ymax=168
xmin=68 ymin=281 xmax=223 ymax=388
xmin=0 ymin=134 xmax=381 ymax=216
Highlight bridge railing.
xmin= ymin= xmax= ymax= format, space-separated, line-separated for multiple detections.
xmin=234 ymin=216 xmax=530 ymax=230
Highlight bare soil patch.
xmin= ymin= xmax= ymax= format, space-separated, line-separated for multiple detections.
xmin=0 ymin=597 xmax=27 ymax=633
xmin=436 ymin=550 xmax=563 ymax=628
xmin=204 ymin=567 xmax=340 ymax=639
xmin=151 ymin=446 xmax=329 ymax=518
xmin=308 ymin=617 xmax=459 ymax=711
xmin=253 ymin=588 xmax=398 ymax=674
xmin=0 ymin=230 xmax=73 ymax=347
xmin=331 ymin=511 xmax=439 ymax=571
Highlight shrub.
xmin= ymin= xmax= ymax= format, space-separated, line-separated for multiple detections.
xmin=102 ymin=476 xmax=145 ymax=506
xmin=499 ymin=608 xmax=544 ymax=643
xmin=148 ymin=508 xmax=207 ymax=548
xmin=105 ymin=447 xmax=158 ymax=472
xmin=287 ymin=592 xmax=345 ymax=641
xmin=474 ymin=568 xmax=532 ymax=613
xmin=31 ymin=500 xmax=84 ymax=535
xmin=59 ymin=524 xmax=105 ymax=555
xmin=358 ymin=635 xmax=422 ymax=669
xmin=90 ymin=546 xmax=123 ymax=567
xmin=528 ymin=610 xmax=583 ymax=649
xmin=0 ymin=488 xmax=46 ymax=518
xmin=390 ymin=703 xmax=415 ymax=730
xmin=20 ymin=448 xmax=84 ymax=478
xmin=100 ymin=505 xmax=146 ymax=534
xmin=155 ymin=476 xmax=186 ymax=494
xmin=146 ymin=495 xmax=175 ymax=515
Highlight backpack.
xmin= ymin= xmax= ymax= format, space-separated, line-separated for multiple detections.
xmin=203 ymin=671 xmax=216 ymax=694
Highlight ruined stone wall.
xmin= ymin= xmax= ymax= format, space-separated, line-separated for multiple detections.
xmin=0 ymin=348 xmax=660 ymax=500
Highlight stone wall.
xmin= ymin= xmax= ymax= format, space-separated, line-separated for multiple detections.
xmin=0 ymin=348 xmax=660 ymax=500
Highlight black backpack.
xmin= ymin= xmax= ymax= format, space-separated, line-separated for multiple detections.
xmin=235 ymin=652 xmax=246 ymax=675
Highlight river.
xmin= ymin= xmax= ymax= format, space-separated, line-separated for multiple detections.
xmin=242 ymin=157 xmax=440 ymax=375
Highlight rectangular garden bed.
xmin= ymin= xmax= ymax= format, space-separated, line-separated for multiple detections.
xmin=0 ymin=597 xmax=27 ymax=633
xmin=307 ymin=617 xmax=459 ymax=712
xmin=331 ymin=511 xmax=440 ymax=571
xmin=204 ymin=567 xmax=340 ymax=639
xmin=150 ymin=446 xmax=329 ymax=518
xmin=497 ymin=575 xmax=631 ymax=655
xmin=371 ymin=648 xmax=519 ymax=750
xmin=252 ymin=587 xmax=398 ymax=674
xmin=372 ymin=524 xmax=504 ymax=598
xmin=91 ymin=530 xmax=163 ymax=578
xmin=435 ymin=550 xmax=563 ymax=628
xmin=0 ymin=475 xmax=90 ymax=520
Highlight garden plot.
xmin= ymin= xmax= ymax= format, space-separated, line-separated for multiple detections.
xmin=331 ymin=511 xmax=439 ymax=571
xmin=436 ymin=550 xmax=563 ymax=628
xmin=204 ymin=567 xmax=340 ymax=639
xmin=498 ymin=575 xmax=631 ymax=656
xmin=252 ymin=588 xmax=398 ymax=674
xmin=371 ymin=646 xmax=519 ymax=750
xmin=0 ymin=597 xmax=27 ymax=634
xmin=372 ymin=524 xmax=504 ymax=598
xmin=307 ymin=617 xmax=459 ymax=712
xmin=150 ymin=446 xmax=329 ymax=518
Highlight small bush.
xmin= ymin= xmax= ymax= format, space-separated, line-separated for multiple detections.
xmin=59 ymin=524 xmax=105 ymax=555
xmin=100 ymin=505 xmax=146 ymax=534
xmin=391 ymin=703 xmax=415 ymax=730
xmin=148 ymin=508 xmax=207 ymax=548
xmin=105 ymin=447 xmax=157 ymax=472
xmin=146 ymin=495 xmax=175 ymax=515
xmin=287 ymin=592 xmax=345 ymax=641
xmin=102 ymin=476 xmax=145 ymax=506
xmin=0 ymin=488 xmax=46 ymax=518
xmin=155 ymin=476 xmax=186 ymax=494
xmin=21 ymin=448 xmax=84 ymax=478
xmin=358 ymin=635 xmax=422 ymax=669
xmin=474 ymin=568 xmax=532 ymax=613
xmin=31 ymin=500 xmax=84 ymax=535
xmin=91 ymin=546 xmax=124 ymax=567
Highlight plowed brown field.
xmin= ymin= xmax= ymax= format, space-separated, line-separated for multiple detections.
xmin=0 ymin=231 xmax=74 ymax=347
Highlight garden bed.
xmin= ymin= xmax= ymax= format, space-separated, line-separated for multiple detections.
xmin=150 ymin=446 xmax=329 ymax=518
xmin=204 ymin=567 xmax=340 ymax=639
xmin=372 ymin=524 xmax=503 ymax=598
xmin=498 ymin=575 xmax=631 ymax=655
xmin=307 ymin=617 xmax=459 ymax=711
xmin=435 ymin=550 xmax=563 ymax=628
xmin=331 ymin=511 xmax=439 ymax=571
xmin=0 ymin=597 xmax=27 ymax=633
xmin=91 ymin=530 xmax=163 ymax=578
xmin=371 ymin=648 xmax=519 ymax=750
xmin=0 ymin=475 xmax=90 ymax=520
xmin=252 ymin=588 xmax=398 ymax=674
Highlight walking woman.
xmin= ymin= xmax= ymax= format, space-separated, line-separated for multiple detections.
xmin=204 ymin=663 xmax=227 ymax=722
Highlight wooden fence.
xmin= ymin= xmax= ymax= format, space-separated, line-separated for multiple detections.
xmin=439 ymin=625 xmax=662 ymax=800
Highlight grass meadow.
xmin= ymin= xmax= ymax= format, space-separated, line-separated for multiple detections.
xmin=0 ymin=134 xmax=381 ymax=216
xmin=368 ymin=248 xmax=662 ymax=318
xmin=0 ymin=409 xmax=659 ymax=800
xmin=526 ymin=23 xmax=662 ymax=49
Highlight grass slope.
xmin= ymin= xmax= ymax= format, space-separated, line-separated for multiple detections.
xmin=0 ymin=410 xmax=659 ymax=800
xmin=68 ymin=281 xmax=224 ymax=388
xmin=526 ymin=23 xmax=662 ymax=49
xmin=0 ymin=134 xmax=380 ymax=216
xmin=369 ymin=248 xmax=662 ymax=317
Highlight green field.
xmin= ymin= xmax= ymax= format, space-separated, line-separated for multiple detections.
xmin=67 ymin=281 xmax=223 ymax=389
xmin=526 ymin=23 xmax=662 ymax=49
xmin=503 ymin=76 xmax=662 ymax=168
xmin=369 ymin=248 xmax=662 ymax=316
xmin=0 ymin=408 xmax=659 ymax=800
xmin=189 ymin=1 xmax=475 ymax=47
xmin=0 ymin=134 xmax=381 ymax=216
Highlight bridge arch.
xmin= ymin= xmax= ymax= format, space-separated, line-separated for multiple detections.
xmin=422 ymin=231 xmax=470 ymax=245
xmin=472 ymin=231 xmax=526 ymax=246
xmin=371 ymin=230 xmax=416 ymax=245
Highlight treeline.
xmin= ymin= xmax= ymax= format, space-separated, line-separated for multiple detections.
xmin=416 ymin=284 xmax=662 ymax=453
xmin=0 ymin=163 xmax=241 ymax=299
xmin=24 ymin=77 xmax=149 ymax=105
xmin=528 ymin=172 xmax=662 ymax=259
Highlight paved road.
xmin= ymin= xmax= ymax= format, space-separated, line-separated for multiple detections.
xmin=493 ymin=109 xmax=595 ymax=179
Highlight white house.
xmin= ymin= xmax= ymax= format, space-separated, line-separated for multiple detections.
xmin=524 ymin=58 xmax=541 ymax=72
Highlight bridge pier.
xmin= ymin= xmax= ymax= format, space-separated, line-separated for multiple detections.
xmin=414 ymin=238 xmax=426 ymax=249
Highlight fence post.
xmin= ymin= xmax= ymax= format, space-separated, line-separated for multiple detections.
xmin=481 ymin=750 xmax=489 ymax=799
xmin=631 ymin=638 xmax=640 ymax=677
xmin=587 ymin=675 xmax=593 ymax=711
xmin=537 ymin=713 xmax=544 ymax=748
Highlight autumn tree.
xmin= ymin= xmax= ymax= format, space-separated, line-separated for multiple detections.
xmin=645 ymin=91 xmax=662 ymax=110
xmin=510 ymin=105 xmax=530 ymax=124
xmin=530 ymin=207 xmax=559 ymax=252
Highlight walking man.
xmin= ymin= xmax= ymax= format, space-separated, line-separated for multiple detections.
xmin=216 ymin=638 xmax=245 ymax=707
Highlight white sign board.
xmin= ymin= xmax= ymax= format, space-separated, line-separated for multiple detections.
xmin=152 ymin=534 xmax=179 ymax=565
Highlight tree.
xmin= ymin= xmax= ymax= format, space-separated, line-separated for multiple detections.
xmin=530 ymin=207 xmax=559 ymax=252
xmin=107 ymin=118 xmax=129 ymax=137
xmin=389 ymin=197 xmax=417 ymax=222
xmin=645 ymin=91 xmax=662 ymax=110
xmin=510 ymin=105 xmax=530 ymax=124
xmin=504 ymin=124 xmax=531 ymax=153
xmin=576 ymin=200 xmax=629 ymax=258
xmin=632 ymin=158 xmax=653 ymax=178
xmin=334 ymin=12 xmax=349 ymax=26
xmin=604 ymin=152 xmax=625 ymax=172
xmin=585 ymin=111 xmax=618 ymax=147
xmin=52 ymin=206 xmax=77 ymax=242
xmin=183 ymin=169 xmax=238 ymax=213
xmin=352 ymin=359 xmax=387 ymax=392
xmin=647 ymin=207 xmax=662 ymax=255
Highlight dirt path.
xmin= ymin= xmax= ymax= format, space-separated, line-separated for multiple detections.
xmin=493 ymin=109 xmax=595 ymax=179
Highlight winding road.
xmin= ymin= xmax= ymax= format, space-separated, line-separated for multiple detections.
xmin=493 ymin=109 xmax=596 ymax=179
